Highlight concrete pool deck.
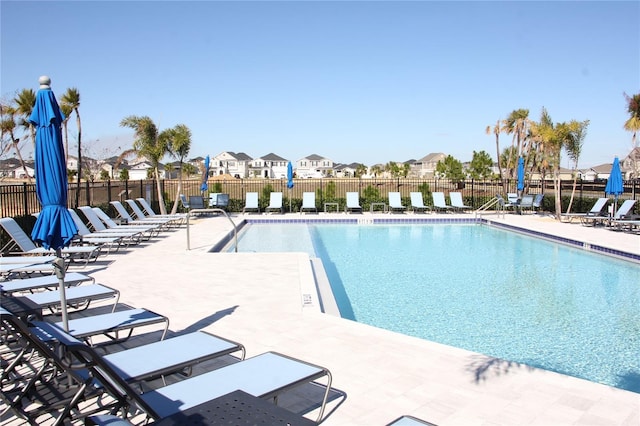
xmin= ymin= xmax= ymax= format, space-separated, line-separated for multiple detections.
xmin=8 ymin=211 xmax=640 ymax=424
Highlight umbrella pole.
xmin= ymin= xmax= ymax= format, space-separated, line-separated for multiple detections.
xmin=54 ymin=250 xmax=69 ymax=331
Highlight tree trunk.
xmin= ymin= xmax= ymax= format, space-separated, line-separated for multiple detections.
xmin=566 ymin=171 xmax=578 ymax=214
xmin=74 ymin=112 xmax=82 ymax=208
xmin=553 ymin=169 xmax=562 ymax=220
xmin=170 ymin=162 xmax=184 ymax=214
xmin=154 ymin=166 xmax=167 ymax=215
xmin=13 ymin=141 xmax=32 ymax=184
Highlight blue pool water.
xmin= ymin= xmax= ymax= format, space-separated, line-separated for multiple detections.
xmin=232 ymin=223 xmax=640 ymax=393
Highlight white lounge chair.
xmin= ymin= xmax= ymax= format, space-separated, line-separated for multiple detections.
xmin=265 ymin=192 xmax=284 ymax=214
xmin=0 ymin=217 xmax=101 ymax=265
xmin=31 ymin=307 xmax=169 ymax=346
xmin=67 ymin=209 xmax=130 ymax=253
xmin=449 ymin=192 xmax=471 ymax=212
xmin=243 ymin=192 xmax=260 ymax=214
xmin=561 ymin=197 xmax=608 ymax=223
xmin=118 ymin=200 xmax=176 ymax=229
xmin=590 ymin=199 xmax=637 ymax=227
xmin=135 ymin=198 xmax=186 ymax=224
xmin=432 ymin=192 xmax=453 ymax=213
xmin=24 ymin=283 xmax=120 ymax=314
xmin=61 ymin=337 xmax=333 ymax=423
xmin=345 ymin=192 xmax=362 ymax=213
xmin=388 ymin=192 xmax=406 ymax=213
xmin=1 ymin=272 xmax=94 ymax=295
xmin=300 ymin=192 xmax=317 ymax=214
xmin=410 ymin=192 xmax=430 ymax=214
xmin=78 ymin=206 xmax=157 ymax=240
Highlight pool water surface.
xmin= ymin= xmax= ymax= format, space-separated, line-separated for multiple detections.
xmin=232 ymin=223 xmax=640 ymax=393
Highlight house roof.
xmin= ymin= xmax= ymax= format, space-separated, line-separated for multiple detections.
xmin=258 ymin=153 xmax=288 ymax=161
xmin=303 ymin=154 xmax=325 ymax=161
xmin=416 ymin=153 xmax=446 ymax=163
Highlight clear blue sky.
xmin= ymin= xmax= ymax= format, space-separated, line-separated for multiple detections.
xmin=2 ymin=1 xmax=639 ymax=168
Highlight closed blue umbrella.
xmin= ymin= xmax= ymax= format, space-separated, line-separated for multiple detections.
xmin=605 ymin=157 xmax=623 ymax=215
xmin=516 ymin=156 xmax=525 ymax=192
xmin=200 ymin=155 xmax=210 ymax=194
xmin=287 ymin=161 xmax=294 ymax=212
xmin=29 ymin=76 xmax=78 ymax=331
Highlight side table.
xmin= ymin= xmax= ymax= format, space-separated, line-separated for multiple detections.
xmin=323 ymin=202 xmax=339 ymax=213
xmin=154 ymin=389 xmax=317 ymax=425
xmin=370 ymin=202 xmax=387 ymax=213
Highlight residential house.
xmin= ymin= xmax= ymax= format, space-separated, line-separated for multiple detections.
xmin=250 ymin=153 xmax=289 ymax=178
xmin=621 ymin=147 xmax=640 ymax=179
xmin=296 ymin=154 xmax=334 ymax=178
xmin=128 ymin=161 xmax=166 ymax=180
xmin=0 ymin=158 xmax=34 ymax=178
xmin=211 ymin=151 xmax=252 ymax=178
xmin=410 ymin=153 xmax=447 ymax=178
xmin=334 ymin=162 xmax=365 ymax=178
xmin=579 ymin=163 xmax=613 ymax=182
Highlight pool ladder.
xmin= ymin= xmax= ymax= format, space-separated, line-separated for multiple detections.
xmin=474 ymin=196 xmax=504 ymax=218
xmin=186 ymin=208 xmax=238 ymax=252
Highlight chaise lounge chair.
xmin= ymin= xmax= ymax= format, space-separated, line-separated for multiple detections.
xmin=21 ymin=283 xmax=120 ymax=315
xmin=60 ymin=335 xmax=333 ymax=423
xmin=591 ymin=199 xmax=637 ymax=227
xmin=388 ymin=192 xmax=406 ymax=213
xmin=243 ymin=192 xmax=260 ymax=214
xmin=67 ymin=208 xmax=130 ymax=253
xmin=449 ymin=192 xmax=471 ymax=212
xmin=345 ymin=192 xmax=363 ymax=213
xmin=265 ymin=192 xmax=284 ymax=214
xmin=31 ymin=307 xmax=169 ymax=346
xmin=125 ymin=199 xmax=183 ymax=227
xmin=79 ymin=206 xmax=158 ymax=240
xmin=110 ymin=201 xmax=173 ymax=230
xmin=135 ymin=198 xmax=187 ymax=224
xmin=0 ymin=217 xmax=101 ymax=265
xmin=1 ymin=272 xmax=94 ymax=295
xmin=561 ymin=197 xmax=608 ymax=223
xmin=410 ymin=192 xmax=431 ymax=214
xmin=300 ymin=192 xmax=318 ymax=214
xmin=432 ymin=192 xmax=453 ymax=213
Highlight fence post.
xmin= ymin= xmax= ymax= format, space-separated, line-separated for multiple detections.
xmin=107 ymin=179 xmax=112 ymax=203
xmin=22 ymin=182 xmax=29 ymax=216
xmin=85 ymin=180 xmax=91 ymax=206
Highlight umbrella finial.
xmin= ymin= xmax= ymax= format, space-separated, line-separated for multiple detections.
xmin=38 ymin=75 xmax=51 ymax=89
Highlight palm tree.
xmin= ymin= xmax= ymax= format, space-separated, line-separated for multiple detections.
xmin=564 ymin=120 xmax=590 ymax=214
xmin=61 ymin=88 xmax=81 ymax=207
xmin=13 ymin=89 xmax=36 ymax=149
xmin=0 ymin=102 xmax=32 ymax=183
xmin=59 ymin=102 xmax=73 ymax=163
xmin=120 ymin=115 xmax=170 ymax=214
xmin=164 ymin=124 xmax=192 ymax=214
xmin=485 ymin=119 xmax=506 ymax=190
xmin=623 ymin=92 xmax=640 ymax=178
xmin=504 ymin=109 xmax=530 ymax=194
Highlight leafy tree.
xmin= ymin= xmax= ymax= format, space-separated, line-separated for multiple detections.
xmin=499 ymin=146 xmax=518 ymax=178
xmin=385 ymin=161 xmax=401 ymax=178
xmin=164 ymin=124 xmax=192 ymax=214
xmin=624 ymin=92 xmax=640 ymax=177
xmin=565 ymin=120 xmax=590 ymax=213
xmin=369 ymin=164 xmax=383 ymax=178
xmin=120 ymin=115 xmax=171 ymax=214
xmin=362 ymin=185 xmax=379 ymax=200
xmin=182 ymin=163 xmax=197 ymax=177
xmin=435 ymin=155 xmax=465 ymax=182
xmin=14 ymin=89 xmax=36 ymax=149
xmin=61 ymin=88 xmax=82 ymax=207
xmin=401 ymin=162 xmax=410 ymax=177
xmin=118 ymin=168 xmax=129 ymax=181
xmin=261 ymin=183 xmax=274 ymax=202
xmin=355 ymin=163 xmax=367 ymax=177
xmin=486 ymin=119 xmax=506 ymax=189
xmin=468 ymin=150 xmax=493 ymax=179
xmin=100 ymin=169 xmax=110 ymax=180
xmin=0 ymin=101 xmax=32 ymax=183
xmin=67 ymin=169 xmax=77 ymax=182
xmin=504 ymin=109 xmax=530 ymax=191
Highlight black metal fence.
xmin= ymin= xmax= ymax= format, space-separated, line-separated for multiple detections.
xmin=1 ymin=178 xmax=638 ymax=217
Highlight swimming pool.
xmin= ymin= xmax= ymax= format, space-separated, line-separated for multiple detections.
xmin=230 ymin=222 xmax=640 ymax=393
